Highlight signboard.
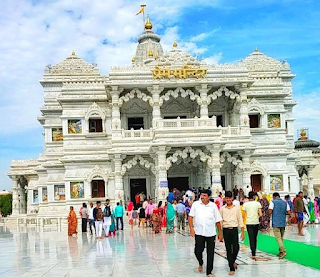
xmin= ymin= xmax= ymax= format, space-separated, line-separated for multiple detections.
xmin=160 ymin=180 xmax=168 ymax=188
xmin=153 ymin=65 xmax=207 ymax=80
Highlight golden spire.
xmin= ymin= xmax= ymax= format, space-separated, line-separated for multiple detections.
xmin=301 ymin=128 xmax=306 ymax=137
xmin=254 ymin=47 xmax=258 ymax=52
xmin=145 ymin=14 xmax=152 ymax=30
xmin=148 ymin=49 xmax=154 ymax=57
xmin=71 ymin=50 xmax=75 ymax=56
xmin=173 ymin=41 xmax=177 ymax=48
xmin=154 ymin=52 xmax=158 ymax=60
xmin=132 ymin=56 xmax=136 ymax=62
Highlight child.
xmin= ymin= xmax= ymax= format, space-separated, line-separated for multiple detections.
xmin=138 ymin=206 xmax=146 ymax=228
xmin=132 ymin=208 xmax=138 ymax=225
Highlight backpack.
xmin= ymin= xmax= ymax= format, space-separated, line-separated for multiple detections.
xmin=96 ymin=208 xmax=104 ymax=221
xmin=104 ymin=205 xmax=111 ymax=217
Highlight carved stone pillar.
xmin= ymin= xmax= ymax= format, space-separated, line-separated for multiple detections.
xmin=110 ymin=86 xmax=123 ymax=133
xmin=209 ymin=146 xmax=222 ymax=198
xmin=195 ymin=84 xmax=211 ymax=119
xmin=241 ymin=151 xmax=252 ymax=195
xmin=148 ymin=85 xmax=164 ymax=127
xmin=12 ymin=176 xmax=20 ymax=215
xmin=156 ymin=146 xmax=168 ymax=201
xmin=236 ymin=84 xmax=250 ymax=135
xmin=114 ymin=154 xmax=125 ymax=205
xmin=307 ymin=166 xmax=315 ymax=200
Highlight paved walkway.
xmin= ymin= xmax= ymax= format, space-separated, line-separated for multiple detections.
xmin=0 ymin=224 xmax=319 ymax=277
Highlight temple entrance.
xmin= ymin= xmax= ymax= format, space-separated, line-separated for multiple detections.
xmin=251 ymin=174 xmax=262 ymax=192
xmin=130 ymin=178 xmax=147 ymax=204
xmin=168 ymin=177 xmax=189 ymax=192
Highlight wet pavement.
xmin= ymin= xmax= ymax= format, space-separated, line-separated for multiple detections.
xmin=0 ymin=223 xmax=319 ymax=277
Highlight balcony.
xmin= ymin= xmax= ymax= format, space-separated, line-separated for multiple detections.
xmin=121 ymin=129 xmax=153 ymax=139
xmin=157 ymin=117 xmax=216 ymax=129
xmin=113 ymin=117 xmax=246 ymax=146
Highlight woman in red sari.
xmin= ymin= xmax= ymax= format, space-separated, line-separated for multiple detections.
xmin=152 ymin=201 xmax=163 ymax=234
xmin=68 ymin=206 xmax=78 ymax=236
xmin=161 ymin=202 xmax=167 ymax=228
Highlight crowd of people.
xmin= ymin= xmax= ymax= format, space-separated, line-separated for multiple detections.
xmin=66 ymin=188 xmax=320 ymax=277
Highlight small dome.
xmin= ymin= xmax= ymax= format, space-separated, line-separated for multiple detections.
xmin=242 ymin=48 xmax=288 ymax=72
xmin=153 ymin=48 xmax=205 ymax=68
xmin=45 ymin=53 xmax=100 ymax=76
xmin=295 ymin=130 xmax=320 ymax=154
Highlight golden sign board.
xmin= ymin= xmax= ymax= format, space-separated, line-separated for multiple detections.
xmin=152 ymin=65 xmax=207 ymax=79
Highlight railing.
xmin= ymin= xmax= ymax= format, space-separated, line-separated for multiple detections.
xmin=221 ymin=126 xmax=241 ymax=135
xmin=157 ymin=117 xmax=216 ymax=128
xmin=122 ymin=129 xmax=153 ymax=138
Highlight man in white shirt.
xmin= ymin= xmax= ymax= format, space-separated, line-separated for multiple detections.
xmin=242 ymin=191 xmax=262 ymax=259
xmin=87 ymin=202 xmax=95 ymax=236
xmin=189 ymin=189 xmax=222 ymax=277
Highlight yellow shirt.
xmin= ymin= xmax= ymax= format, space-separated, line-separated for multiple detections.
xmin=220 ymin=205 xmax=244 ymax=228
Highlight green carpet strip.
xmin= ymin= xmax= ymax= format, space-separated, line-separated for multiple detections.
xmin=241 ymin=231 xmax=320 ymax=270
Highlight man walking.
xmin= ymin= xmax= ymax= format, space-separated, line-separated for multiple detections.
xmin=176 ymin=199 xmax=186 ymax=230
xmin=114 ymin=202 xmax=124 ymax=230
xmin=242 ymin=191 xmax=262 ymax=259
xmin=93 ymin=201 xmax=104 ymax=239
xmin=103 ymin=199 xmax=113 ymax=237
xmin=88 ymin=202 xmax=95 ymax=235
xmin=294 ymin=191 xmax=305 ymax=236
xmin=220 ymin=191 xmax=245 ymax=276
xmin=269 ymin=192 xmax=290 ymax=259
xmin=189 ymin=189 xmax=222 ymax=277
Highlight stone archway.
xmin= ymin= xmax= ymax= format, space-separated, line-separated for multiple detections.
xmin=121 ymin=155 xmax=156 ymax=176
xmin=166 ymin=147 xmax=212 ymax=170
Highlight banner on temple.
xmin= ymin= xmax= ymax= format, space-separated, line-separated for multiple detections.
xmin=152 ymin=65 xmax=207 ymax=80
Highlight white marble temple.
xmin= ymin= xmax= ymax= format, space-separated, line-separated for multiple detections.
xmin=0 ymin=223 xmax=319 ymax=277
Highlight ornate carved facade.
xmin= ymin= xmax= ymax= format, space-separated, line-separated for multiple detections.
xmin=7 ymin=18 xmax=316 ymax=220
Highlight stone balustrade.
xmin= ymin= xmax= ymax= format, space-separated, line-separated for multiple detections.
xmin=122 ymin=129 xmax=153 ymax=139
xmin=157 ymin=117 xmax=216 ymax=128
xmin=221 ymin=126 xmax=241 ymax=135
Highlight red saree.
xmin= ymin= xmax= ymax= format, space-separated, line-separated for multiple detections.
xmin=152 ymin=208 xmax=162 ymax=233
xmin=68 ymin=210 xmax=78 ymax=236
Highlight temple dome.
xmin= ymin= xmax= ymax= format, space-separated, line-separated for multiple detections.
xmin=241 ymin=48 xmax=290 ymax=72
xmin=134 ymin=17 xmax=164 ymax=65
xmin=44 ymin=52 xmax=100 ymax=76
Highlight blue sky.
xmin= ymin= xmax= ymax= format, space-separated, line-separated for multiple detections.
xmin=0 ymin=0 xmax=319 ymax=190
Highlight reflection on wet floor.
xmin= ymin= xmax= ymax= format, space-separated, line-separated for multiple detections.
xmin=0 ymin=224 xmax=319 ymax=277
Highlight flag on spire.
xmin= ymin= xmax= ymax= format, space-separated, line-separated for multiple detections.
xmin=136 ymin=6 xmax=145 ymax=16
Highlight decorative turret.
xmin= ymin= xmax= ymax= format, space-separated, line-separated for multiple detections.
xmin=133 ymin=15 xmax=164 ymax=65
xmin=295 ymin=128 xmax=320 ymax=153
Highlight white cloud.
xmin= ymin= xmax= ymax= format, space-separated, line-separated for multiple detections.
xmin=293 ymin=89 xmax=320 ymax=141
xmin=203 ymin=52 xmax=223 ymax=65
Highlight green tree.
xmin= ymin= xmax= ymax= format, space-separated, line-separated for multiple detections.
xmin=0 ymin=194 xmax=12 ymax=217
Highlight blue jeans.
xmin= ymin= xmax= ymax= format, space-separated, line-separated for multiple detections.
xmin=116 ymin=217 xmax=124 ymax=230
xmin=89 ymin=219 xmax=95 ymax=234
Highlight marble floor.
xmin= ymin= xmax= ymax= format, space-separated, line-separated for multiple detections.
xmin=0 ymin=223 xmax=319 ymax=277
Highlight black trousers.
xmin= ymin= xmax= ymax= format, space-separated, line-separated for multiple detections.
xmin=223 ymin=228 xmax=239 ymax=271
xmin=246 ymin=224 xmax=259 ymax=256
xmin=116 ymin=217 xmax=124 ymax=230
xmin=81 ymin=218 xmax=87 ymax=232
xmin=195 ymin=235 xmax=215 ymax=275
